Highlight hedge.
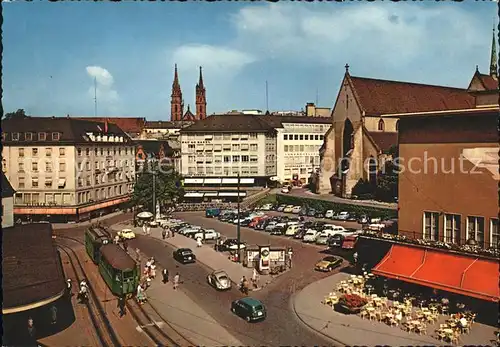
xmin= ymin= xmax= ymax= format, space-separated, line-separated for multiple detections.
xmin=256 ymin=194 xmax=397 ymax=219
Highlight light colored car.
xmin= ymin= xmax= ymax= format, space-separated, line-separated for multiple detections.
xmin=325 ymin=210 xmax=335 ymax=219
xmin=315 ymin=233 xmax=331 ymax=245
xmin=335 ymin=212 xmax=350 ymax=220
xmin=291 ymin=206 xmax=302 ymax=214
xmin=276 ymin=205 xmax=287 ymax=212
xmin=281 ymin=186 xmax=290 ymax=194
xmin=285 ymin=224 xmax=300 ymax=236
xmin=283 ymin=205 xmax=295 ymax=213
xmin=259 ymin=203 xmax=273 ymax=211
xmin=207 ymin=270 xmax=232 ymax=290
xmin=265 ymin=221 xmax=278 ymax=232
xmin=303 ymin=229 xmax=320 ymax=242
xmin=181 ymin=227 xmax=202 ymax=237
xmin=194 ymin=229 xmax=221 ymax=240
xmin=117 ymin=229 xmax=136 ymax=240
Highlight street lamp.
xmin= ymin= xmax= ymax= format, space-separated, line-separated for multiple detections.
xmin=236 ymin=172 xmax=241 ymax=263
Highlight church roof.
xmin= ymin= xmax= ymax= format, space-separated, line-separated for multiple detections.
xmin=183 ymin=106 xmax=197 ymax=121
xmin=73 ymin=117 xmax=146 ymax=134
xmin=348 ymin=75 xmax=475 ymax=116
xmin=135 ymin=140 xmax=175 ymax=158
xmin=366 ymin=131 xmax=398 ymax=152
xmin=475 ymin=73 xmax=498 ymax=91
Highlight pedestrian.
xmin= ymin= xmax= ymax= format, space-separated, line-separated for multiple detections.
xmin=146 ymin=225 xmax=151 ymax=235
xmin=353 ymin=251 xmax=358 ymax=265
xmin=172 ymin=229 xmax=175 ymax=237
xmin=196 ymin=237 xmax=202 ymax=247
xmin=150 ymin=264 xmax=156 ymax=279
xmin=252 ymin=268 xmax=259 ymax=287
xmin=136 ymin=284 xmax=145 ymax=304
xmin=117 ymin=295 xmax=126 ymax=316
xmin=66 ymin=278 xmax=73 ymax=297
xmin=173 ymin=273 xmax=180 ymax=290
xmin=114 ymin=235 xmax=120 ymax=244
xmin=162 ymin=268 xmax=169 ymax=284
xmin=162 ymin=228 xmax=166 ymax=239
xmin=123 ymin=240 xmax=128 ymax=253
xmin=50 ymin=305 xmax=57 ymax=325
xmin=146 ymin=277 xmax=152 ymax=289
xmin=27 ymin=317 xmax=35 ymax=338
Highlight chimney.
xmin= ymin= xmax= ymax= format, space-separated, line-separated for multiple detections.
xmin=104 ymin=118 xmax=108 ymax=133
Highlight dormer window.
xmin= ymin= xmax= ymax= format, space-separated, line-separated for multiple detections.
xmin=12 ymin=133 xmax=19 ymax=141
xmin=378 ymin=119 xmax=385 ymax=131
xmin=1 ymin=133 xmax=6 ymax=141
xmin=38 ymin=132 xmax=47 ymax=141
xmin=52 ymin=132 xmax=60 ymax=141
xmin=25 ymin=132 xmax=33 ymax=141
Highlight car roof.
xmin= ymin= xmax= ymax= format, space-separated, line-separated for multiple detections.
xmin=213 ymin=270 xmax=228 ymax=276
xmin=323 ymin=256 xmax=338 ymax=261
xmin=178 ymin=248 xmax=193 ymax=252
xmin=239 ymin=297 xmax=263 ymax=306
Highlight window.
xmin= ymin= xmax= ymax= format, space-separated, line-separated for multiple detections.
xmin=18 ymin=162 xmax=24 ymax=172
xmin=32 ymin=178 xmax=39 ymax=188
xmin=45 ymin=148 xmax=52 ymax=157
xmin=59 ymin=148 xmax=65 ymax=156
xmin=78 ymin=178 xmax=83 ymax=187
xmin=378 ymin=119 xmax=385 ymax=131
xmin=250 ymin=155 xmax=258 ymax=163
xmin=423 ymin=211 xmax=439 ymax=241
xmin=206 ymin=167 xmax=213 ymax=174
xmin=86 ymin=162 xmax=90 ymax=170
xmin=241 ymin=167 xmax=249 ymax=175
xmin=250 ymin=167 xmax=258 ymax=174
xmin=19 ymin=177 xmax=25 ymax=188
xmin=45 ymin=162 xmax=52 ymax=172
xmin=250 ymin=133 xmax=257 ymax=139
xmin=52 ymin=132 xmax=60 ymax=141
xmin=18 ymin=148 xmax=24 ymax=157
xmin=305 ymin=135 xmax=309 ymax=140
xmin=284 ymin=135 xmax=288 ymax=140
xmin=59 ymin=162 xmax=66 ymax=172
xmin=45 ymin=179 xmax=52 ymax=188
xmin=284 ymin=145 xmax=289 ymax=152
xmin=300 ymin=145 xmax=304 ymax=152
xmin=319 ymin=135 xmax=324 ymax=140
xmin=315 ymin=135 xmax=319 ymax=140
xmin=294 ymin=135 xmax=298 ymax=140
xmin=188 ymin=167 xmax=195 ymax=174
xmin=12 ymin=132 xmax=19 ymax=141
xmin=490 ymin=219 xmax=498 ymax=249
xmin=223 ymin=145 xmax=231 ymax=152
xmin=223 ymin=134 xmax=231 ymax=141
xmin=299 ymin=135 xmax=304 ymax=140
xmin=95 ymin=174 xmax=100 ymax=185
xmin=32 ymin=148 xmax=38 ymax=156
xmin=188 ymin=155 xmax=195 ymax=163
xmin=241 ymin=144 xmax=249 ymax=151
xmin=86 ymin=177 xmax=91 ymax=186
xmin=232 ymin=144 xmax=240 ymax=151
xmin=215 ymin=166 xmax=222 ymax=174
xmin=223 ymin=167 xmax=230 ymax=175
xmin=223 ymin=156 xmax=231 ymax=163
xmin=214 ymin=155 xmax=222 ymax=163
xmin=100 ymin=148 xmax=104 ymax=155
xmin=241 ymin=155 xmax=249 ymax=162
xmin=26 ymin=132 xmax=33 ymax=141
xmin=467 ymin=216 xmax=485 ymax=248
xmin=77 ymin=148 xmax=82 ymax=156
xmin=232 ymin=155 xmax=240 ymax=162
xmin=250 ymin=144 xmax=258 ymax=151
xmin=444 ymin=214 xmax=461 ymax=244
xmin=86 ymin=148 xmax=90 ymax=156
xmin=38 ymin=132 xmax=46 ymax=141
xmin=32 ymin=162 xmax=38 ymax=172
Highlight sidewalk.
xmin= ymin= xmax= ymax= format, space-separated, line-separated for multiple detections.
xmin=111 ymin=223 xmax=274 ymax=290
xmin=52 ymin=211 xmax=124 ymax=230
xmin=125 ymin=247 xmax=244 ymax=346
xmin=293 ymin=273 xmax=496 ymax=346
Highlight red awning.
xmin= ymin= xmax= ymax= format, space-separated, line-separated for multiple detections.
xmin=372 ymin=244 xmax=500 ymax=302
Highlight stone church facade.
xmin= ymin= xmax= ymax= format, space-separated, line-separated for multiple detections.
xmin=314 ymin=30 xmax=498 ymax=197
xmin=170 ymin=65 xmax=207 ymax=122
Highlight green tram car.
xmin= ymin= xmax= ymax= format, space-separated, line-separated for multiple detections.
xmin=85 ymin=226 xmax=110 ymax=264
xmin=98 ymin=244 xmax=139 ymax=297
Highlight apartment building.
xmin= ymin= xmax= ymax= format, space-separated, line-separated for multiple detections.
xmin=1 ymin=116 xmax=136 ymax=222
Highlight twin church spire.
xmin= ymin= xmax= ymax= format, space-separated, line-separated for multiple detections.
xmin=490 ymin=27 xmax=498 ymax=79
xmin=170 ymin=64 xmax=207 ymax=121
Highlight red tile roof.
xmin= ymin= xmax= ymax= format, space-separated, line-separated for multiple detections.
xmin=349 ymin=75 xmax=475 ymax=116
xmin=367 ymin=131 xmax=398 ymax=152
xmin=477 ymin=74 xmax=499 ymax=91
xmin=74 ymin=117 xmax=146 ymax=134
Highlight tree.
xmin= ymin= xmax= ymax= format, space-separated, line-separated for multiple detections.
xmin=351 ymin=178 xmax=375 ymax=199
xmin=130 ymin=160 xmax=184 ymax=213
xmin=375 ymin=161 xmax=398 ymax=202
xmin=4 ymin=109 xmax=28 ymax=120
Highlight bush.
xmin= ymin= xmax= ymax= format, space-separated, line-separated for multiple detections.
xmin=338 ymin=294 xmax=368 ymax=309
xmin=352 ymin=179 xmax=375 ymax=199
xmin=266 ymin=194 xmax=397 ymax=219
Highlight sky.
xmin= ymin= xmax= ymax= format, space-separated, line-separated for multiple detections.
xmin=3 ymin=1 xmax=498 ymax=121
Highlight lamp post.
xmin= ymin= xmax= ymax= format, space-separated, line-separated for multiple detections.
xmin=237 ymin=172 xmax=241 ymax=263
xmin=152 ymin=171 xmax=156 ymax=221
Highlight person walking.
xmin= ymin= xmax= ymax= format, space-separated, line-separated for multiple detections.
xmin=123 ymin=240 xmax=128 ymax=253
xmin=117 ymin=295 xmax=126 ymax=317
xmin=150 ymin=264 xmax=156 ymax=279
xmin=353 ymin=251 xmax=358 ymax=265
xmin=196 ymin=237 xmax=202 ymax=247
xmin=66 ymin=278 xmax=73 ymax=297
xmin=162 ymin=268 xmax=169 ymax=283
xmin=173 ymin=273 xmax=180 ymax=290
xmin=50 ymin=305 xmax=58 ymax=325
xmin=162 ymin=228 xmax=166 ymax=239
xmin=27 ymin=317 xmax=35 ymax=339
xmin=136 ymin=284 xmax=145 ymax=304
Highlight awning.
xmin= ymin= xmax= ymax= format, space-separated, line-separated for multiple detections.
xmin=184 ymin=192 xmax=204 ymax=198
xmin=372 ymin=244 xmax=500 ymax=302
xmin=204 ymin=178 xmax=222 ymax=184
xmin=204 ymin=192 xmax=218 ymax=197
xmin=184 ymin=178 xmax=204 ymax=184
xmin=239 ymin=178 xmax=255 ymax=184
xmin=58 ymin=179 xmax=66 ymax=188
xmin=218 ymin=192 xmax=247 ymax=197
xmin=221 ymin=178 xmax=238 ymax=184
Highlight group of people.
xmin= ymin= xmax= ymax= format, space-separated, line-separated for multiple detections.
xmin=161 ymin=226 xmax=175 ymax=239
xmin=239 ymin=268 xmax=260 ymax=294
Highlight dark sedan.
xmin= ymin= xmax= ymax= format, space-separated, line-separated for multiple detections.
xmin=173 ymin=248 xmax=196 ymax=264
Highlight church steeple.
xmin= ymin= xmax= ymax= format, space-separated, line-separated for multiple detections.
xmin=196 ymin=66 xmax=207 ymax=120
xmin=490 ymin=27 xmax=498 ymax=79
xmin=171 ymin=64 xmax=184 ymax=121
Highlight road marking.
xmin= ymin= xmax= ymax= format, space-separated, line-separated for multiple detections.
xmin=136 ymin=321 xmax=165 ymax=332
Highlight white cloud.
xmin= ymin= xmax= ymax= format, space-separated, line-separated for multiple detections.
xmin=85 ymin=65 xmax=120 ymax=109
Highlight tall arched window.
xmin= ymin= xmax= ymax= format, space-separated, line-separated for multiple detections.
xmin=378 ymin=119 xmax=385 ymax=131
xmin=395 ymin=120 xmax=399 ymax=131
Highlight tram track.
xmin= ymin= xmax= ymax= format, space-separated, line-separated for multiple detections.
xmin=56 ymin=238 xmax=121 ymax=347
xmin=56 ymin=233 xmax=195 ymax=346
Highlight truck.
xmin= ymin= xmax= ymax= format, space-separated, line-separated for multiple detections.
xmin=205 ymin=208 xmax=221 ymax=218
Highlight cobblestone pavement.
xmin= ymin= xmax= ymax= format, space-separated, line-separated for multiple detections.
xmin=294 ymin=272 xmax=497 ymax=346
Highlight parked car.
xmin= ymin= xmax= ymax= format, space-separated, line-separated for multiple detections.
xmin=117 ymin=229 xmax=136 ymax=240
xmin=283 ymin=205 xmax=295 ymax=213
xmin=298 ymin=206 xmax=309 ymax=216
xmin=306 ymin=208 xmax=316 ymax=217
xmin=205 ymin=208 xmax=221 ymax=218
xmin=294 ymin=228 xmax=307 ymax=239
xmin=255 ymin=219 xmax=269 ymax=230
xmin=207 ymin=270 xmax=232 ymax=290
xmin=315 ymin=210 xmax=325 ymax=218
xmin=315 ymin=233 xmax=331 ymax=245
xmin=220 ymin=239 xmax=247 ymax=251
xmin=328 ymin=234 xmax=344 ymax=248
xmin=173 ymin=248 xmax=196 ymax=264
xmin=281 ymin=186 xmax=290 ymax=194
xmin=303 ymin=229 xmax=320 ymax=243
xmin=357 ymin=214 xmax=369 ymax=224
xmin=291 ymin=206 xmax=302 ymax=214
xmin=231 ymin=297 xmax=266 ymax=322
xmin=325 ymin=210 xmax=335 ymax=219
xmin=270 ymin=225 xmax=286 ymax=235
xmin=259 ymin=203 xmax=273 ymax=211
xmin=193 ymin=229 xmax=220 ymax=240
xmin=334 ymin=211 xmax=350 ymax=220
xmin=276 ymin=205 xmax=287 ymax=212
xmin=265 ymin=221 xmax=278 ymax=232
xmin=182 ymin=228 xmax=203 ymax=238
xmin=314 ymin=256 xmax=343 ymax=272
xmin=285 ymin=224 xmax=300 ymax=236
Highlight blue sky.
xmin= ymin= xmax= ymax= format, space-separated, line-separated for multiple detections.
xmin=3 ymin=1 xmax=498 ymax=120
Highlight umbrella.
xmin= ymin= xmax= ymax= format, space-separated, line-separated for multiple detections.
xmin=137 ymin=211 xmax=153 ymax=219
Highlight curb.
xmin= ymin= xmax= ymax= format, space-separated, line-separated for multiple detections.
xmin=291 ymin=289 xmax=347 ymax=347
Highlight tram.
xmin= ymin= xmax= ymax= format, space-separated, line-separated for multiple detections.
xmin=85 ymin=226 xmax=110 ymax=264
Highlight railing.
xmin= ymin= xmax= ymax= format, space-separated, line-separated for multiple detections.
xmin=360 ymin=229 xmax=499 ymax=259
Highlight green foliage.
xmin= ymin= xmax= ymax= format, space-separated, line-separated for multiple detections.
xmin=255 ymin=194 xmax=277 ymax=207
xmin=131 ymin=160 xmax=184 ymax=212
xmin=351 ymin=179 xmax=375 ymax=199
xmin=4 ymin=109 xmax=27 ymax=120
xmin=270 ymin=194 xmax=397 ymax=219
xmin=375 ymin=161 xmax=398 ymax=203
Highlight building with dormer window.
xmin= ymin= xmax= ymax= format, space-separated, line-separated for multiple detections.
xmin=1 ymin=116 xmax=136 ymax=222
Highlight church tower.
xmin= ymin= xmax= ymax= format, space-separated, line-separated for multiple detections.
xmin=171 ymin=64 xmax=184 ymax=121
xmin=490 ymin=27 xmax=498 ymax=80
xmin=195 ymin=66 xmax=207 ymax=120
